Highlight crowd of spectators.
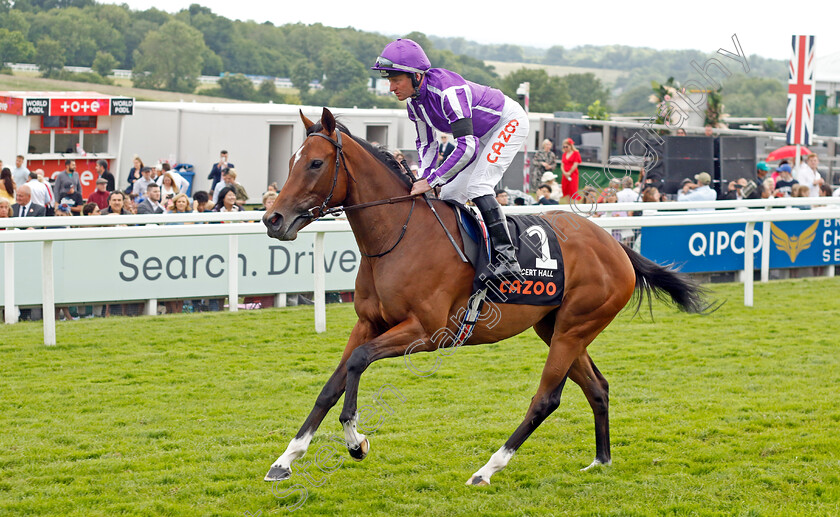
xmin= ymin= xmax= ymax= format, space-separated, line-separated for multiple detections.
xmin=0 ymin=153 xmax=269 ymax=223
xmin=495 ymin=149 xmax=840 ymax=252
xmin=386 ymin=136 xmax=840 ymax=222
xmin=0 ymin=151 xmax=285 ymax=322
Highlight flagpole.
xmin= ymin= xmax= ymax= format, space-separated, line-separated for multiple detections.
xmin=795 ymin=144 xmax=801 ymax=168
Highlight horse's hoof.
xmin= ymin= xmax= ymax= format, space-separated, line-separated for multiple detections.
xmin=580 ymin=459 xmax=611 ymax=472
xmin=264 ymin=465 xmax=292 ymax=481
xmin=466 ymin=475 xmax=489 ymax=486
xmin=348 ymin=438 xmax=369 ymax=461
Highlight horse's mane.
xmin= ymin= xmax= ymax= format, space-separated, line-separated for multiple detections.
xmin=306 ymin=121 xmax=414 ymax=189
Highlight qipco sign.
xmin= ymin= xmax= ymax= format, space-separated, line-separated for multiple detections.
xmin=640 ymin=223 xmax=763 ymax=272
xmin=640 ymin=220 xmax=840 ymax=272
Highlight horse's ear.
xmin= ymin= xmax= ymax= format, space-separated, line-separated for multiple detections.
xmin=321 ymin=107 xmax=336 ymax=135
xmin=300 ymin=110 xmax=315 ymax=130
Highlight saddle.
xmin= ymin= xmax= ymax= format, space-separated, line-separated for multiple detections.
xmin=445 ymin=201 xmax=565 ymax=306
xmin=446 ymin=201 xmax=490 ymax=267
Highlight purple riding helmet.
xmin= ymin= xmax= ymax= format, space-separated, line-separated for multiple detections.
xmin=371 ymin=39 xmax=431 ymax=82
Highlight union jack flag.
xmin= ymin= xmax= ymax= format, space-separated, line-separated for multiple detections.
xmin=786 ymin=35 xmax=815 ymax=146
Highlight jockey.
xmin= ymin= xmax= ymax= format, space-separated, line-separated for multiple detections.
xmin=372 ymin=38 xmax=529 ymax=280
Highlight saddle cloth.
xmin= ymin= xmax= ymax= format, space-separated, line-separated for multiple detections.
xmin=447 ymin=202 xmax=565 ymax=306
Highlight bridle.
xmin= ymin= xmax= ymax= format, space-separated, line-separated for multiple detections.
xmin=300 ymin=128 xmax=468 ymax=263
xmin=305 ymin=129 xmax=418 ymax=219
xmin=305 ymin=129 xmax=418 ymax=257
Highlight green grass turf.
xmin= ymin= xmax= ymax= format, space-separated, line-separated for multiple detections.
xmin=2 ymin=278 xmax=839 ymax=516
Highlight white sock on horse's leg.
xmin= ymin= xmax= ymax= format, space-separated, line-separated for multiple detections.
xmin=271 ymin=431 xmax=315 ymax=470
xmin=467 ymin=446 xmax=515 ymax=485
xmin=342 ymin=413 xmax=366 ymax=449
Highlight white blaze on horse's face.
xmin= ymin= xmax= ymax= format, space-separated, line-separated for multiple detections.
xmin=291 ymin=144 xmax=305 ymax=170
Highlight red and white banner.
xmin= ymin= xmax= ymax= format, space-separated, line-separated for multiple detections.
xmin=49 ymin=98 xmax=111 ymax=116
xmin=786 ymin=35 xmax=815 ymax=146
xmin=0 ymin=95 xmax=24 ymax=115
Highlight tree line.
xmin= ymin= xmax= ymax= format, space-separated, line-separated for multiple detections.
xmin=0 ymin=1 xmax=786 ymax=117
xmin=431 ymin=37 xmax=791 ymax=118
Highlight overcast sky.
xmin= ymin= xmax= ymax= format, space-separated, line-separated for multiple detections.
xmin=103 ymin=0 xmax=839 ymax=62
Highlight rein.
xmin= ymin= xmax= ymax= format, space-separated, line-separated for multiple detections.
xmin=305 ymin=129 xmax=420 ymax=258
xmin=303 ymin=128 xmax=465 ymax=261
xmin=361 ymin=197 xmax=416 ymax=258
xmin=306 ymin=130 xmax=420 ymax=220
xmin=320 ymin=193 xmax=419 ymax=217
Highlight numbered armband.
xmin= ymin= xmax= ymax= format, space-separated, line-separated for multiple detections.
xmin=451 ymin=118 xmax=474 ymax=138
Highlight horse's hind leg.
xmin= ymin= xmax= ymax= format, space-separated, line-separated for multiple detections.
xmin=466 ymin=312 xmax=615 ymax=486
xmin=568 ymin=353 xmax=611 ymax=470
xmin=535 ymin=318 xmax=611 ymax=470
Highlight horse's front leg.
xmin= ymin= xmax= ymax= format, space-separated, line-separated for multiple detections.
xmin=265 ymin=319 xmax=375 ymax=481
xmin=338 ymin=317 xmax=429 ymax=460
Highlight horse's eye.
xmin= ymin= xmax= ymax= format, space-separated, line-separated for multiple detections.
xmin=310 ymin=160 xmax=323 ymax=169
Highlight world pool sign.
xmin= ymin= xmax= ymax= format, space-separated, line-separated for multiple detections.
xmin=640 ymin=218 xmax=840 ymax=272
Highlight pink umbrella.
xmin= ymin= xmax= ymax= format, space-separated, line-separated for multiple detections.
xmin=766 ymin=145 xmax=811 ymax=161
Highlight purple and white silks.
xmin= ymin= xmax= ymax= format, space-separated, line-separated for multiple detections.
xmin=406 ymin=68 xmax=506 ymax=188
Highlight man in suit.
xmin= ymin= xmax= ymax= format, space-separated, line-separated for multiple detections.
xmin=12 ymin=183 xmax=45 ymax=319
xmin=135 ymin=183 xmax=164 ymax=214
xmin=12 ymin=184 xmax=47 ymax=218
xmin=208 ymin=150 xmax=233 ymax=192
xmin=436 ymin=135 xmax=455 ymax=167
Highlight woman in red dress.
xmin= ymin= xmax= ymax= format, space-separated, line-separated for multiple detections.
xmin=560 ymin=138 xmax=582 ymax=200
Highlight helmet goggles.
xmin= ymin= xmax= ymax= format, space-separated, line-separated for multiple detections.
xmin=372 ymin=56 xmax=426 ymax=77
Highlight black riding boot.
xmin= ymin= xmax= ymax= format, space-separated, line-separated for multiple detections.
xmin=473 ymin=194 xmax=522 ymax=280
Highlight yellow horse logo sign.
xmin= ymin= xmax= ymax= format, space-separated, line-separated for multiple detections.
xmin=770 ymin=221 xmax=819 ymax=263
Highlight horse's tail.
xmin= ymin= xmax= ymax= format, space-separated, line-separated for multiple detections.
xmin=620 ymin=242 xmax=715 ymax=315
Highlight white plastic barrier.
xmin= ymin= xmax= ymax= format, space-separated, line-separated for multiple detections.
xmin=1 ymin=213 xmax=351 ymax=344
xmin=2 ymin=200 xmax=840 ymax=345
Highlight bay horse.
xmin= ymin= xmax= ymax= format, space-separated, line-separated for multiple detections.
xmin=262 ymin=108 xmax=709 ymax=486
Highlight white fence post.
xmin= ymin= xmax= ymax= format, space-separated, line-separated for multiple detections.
xmin=41 ymin=241 xmax=56 ymax=346
xmin=145 ymin=299 xmax=157 ymax=316
xmin=314 ymin=232 xmax=326 ymax=333
xmin=744 ymin=222 xmax=755 ymax=307
xmin=761 ymin=218 xmax=771 ymax=282
xmin=4 ymin=242 xmax=16 ymax=324
xmin=228 ymin=234 xmax=239 ymax=312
